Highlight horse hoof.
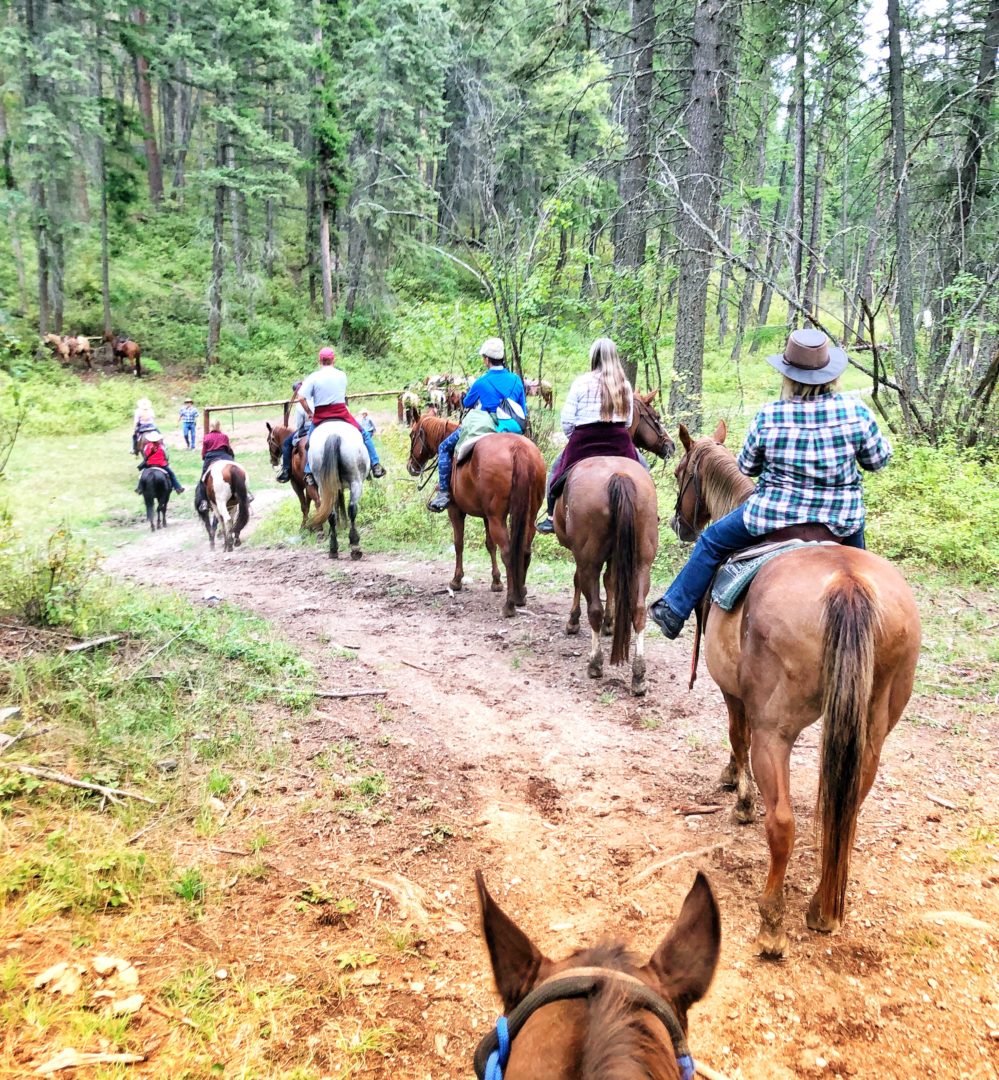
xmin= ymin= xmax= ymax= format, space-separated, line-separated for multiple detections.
xmin=719 ymin=764 xmax=738 ymax=789
xmin=755 ymin=926 xmax=788 ymax=959
xmin=587 ymin=658 xmax=603 ymax=679
xmin=566 ymin=621 xmax=580 ymax=636
xmin=732 ymin=802 xmax=756 ymax=825
xmin=502 ymin=603 xmax=516 ymax=618
xmin=491 ymin=581 xmax=503 ymax=593
xmin=449 ymin=579 xmax=463 ymax=592
xmin=234 ymin=537 xmax=241 ymax=547
xmin=806 ymin=897 xmax=841 ymax=934
xmin=350 ymin=549 xmax=363 ymax=561
xmin=631 ymin=678 xmax=647 ymax=697
xmin=330 ymin=552 xmax=339 ymax=560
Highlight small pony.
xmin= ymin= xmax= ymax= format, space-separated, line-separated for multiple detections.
xmin=138 ymin=467 xmax=170 ymax=531
xmin=474 ymin=870 xmax=720 ymax=1080
xmin=199 ymin=460 xmax=250 ymax=552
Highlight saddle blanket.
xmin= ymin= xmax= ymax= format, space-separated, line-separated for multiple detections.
xmin=140 ymin=466 xmax=170 ymax=480
xmin=711 ymin=539 xmax=836 ymax=612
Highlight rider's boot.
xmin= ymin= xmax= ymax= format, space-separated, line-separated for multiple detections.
xmin=648 ymin=598 xmax=685 ymax=639
xmin=275 ymin=468 xmax=291 ymax=484
xmin=535 ymin=491 xmax=556 ymax=534
xmin=371 ymin=463 xmax=386 ymax=479
xmin=427 ymin=485 xmax=450 ymax=512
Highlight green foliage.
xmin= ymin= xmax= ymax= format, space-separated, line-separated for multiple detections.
xmin=0 ymin=525 xmax=97 ymax=627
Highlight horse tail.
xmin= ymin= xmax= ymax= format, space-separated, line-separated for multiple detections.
xmin=816 ymin=573 xmax=881 ymax=925
xmin=309 ymin=431 xmax=341 ymax=530
xmin=507 ymin=444 xmax=531 ymax=603
xmin=230 ymin=466 xmax=250 ymax=535
xmin=608 ymin=473 xmax=638 ymax=665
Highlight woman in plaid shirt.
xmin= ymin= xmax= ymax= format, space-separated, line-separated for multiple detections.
xmin=649 ymin=329 xmax=892 ymax=640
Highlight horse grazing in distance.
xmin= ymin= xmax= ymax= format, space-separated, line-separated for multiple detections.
xmin=400 ymin=392 xmax=421 ymax=425
xmin=307 ymin=420 xmax=368 ymax=560
xmin=525 ymin=378 xmax=554 ymax=409
xmin=473 ymin=870 xmax=720 ymax=1080
xmin=42 ymin=334 xmax=70 ymax=362
xmin=553 ymin=391 xmax=675 ymax=695
xmin=104 ymin=332 xmax=142 ymax=377
xmin=199 ymin=460 xmax=251 ymax=552
xmin=65 ymin=336 xmax=92 ymax=369
xmin=266 ymin=422 xmax=319 ymax=529
xmin=138 ymin=467 xmax=170 ymax=531
xmin=407 ymin=415 xmax=546 ymax=617
xmin=671 ymin=421 xmax=921 ymax=956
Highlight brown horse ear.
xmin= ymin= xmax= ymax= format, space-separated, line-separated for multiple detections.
xmin=679 ymin=424 xmax=693 ymax=453
xmin=712 ymin=419 xmax=728 ymax=444
xmin=266 ymin=421 xmax=272 ymax=433
xmin=475 ymin=870 xmax=551 ymax=1013
xmin=646 ymin=872 xmax=720 ymax=1021
xmin=638 ymin=390 xmax=656 ymax=405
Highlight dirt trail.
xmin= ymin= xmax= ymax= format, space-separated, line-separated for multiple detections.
xmin=102 ymin=488 xmax=999 ymax=1079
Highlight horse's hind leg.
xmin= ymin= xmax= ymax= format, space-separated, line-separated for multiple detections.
xmin=486 ymin=515 xmax=516 ymax=617
xmin=631 ymin=563 xmax=651 ymax=696
xmin=566 ymin=570 xmax=582 ymax=636
xmin=601 ymin=564 xmax=614 ymax=636
xmin=347 ymin=480 xmax=362 ymax=560
xmin=722 ymin=692 xmax=755 ymax=822
xmin=750 ymin=730 xmax=795 ymax=958
xmin=484 ymin=532 xmax=502 ymax=592
xmin=583 ymin=566 xmax=604 ymax=678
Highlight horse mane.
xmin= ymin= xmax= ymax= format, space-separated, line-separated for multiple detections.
xmin=564 ymin=945 xmax=680 ymax=1080
xmin=692 ymin=438 xmax=754 ymax=519
xmin=419 ymin=414 xmax=459 ymax=446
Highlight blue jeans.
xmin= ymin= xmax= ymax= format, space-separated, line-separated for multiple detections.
xmin=182 ymin=422 xmax=197 ymax=449
xmin=303 ymin=421 xmax=380 ymax=477
xmin=437 ymin=428 xmax=461 ymax=489
xmin=661 ymin=508 xmax=866 ymax=619
xmin=281 ymin=426 xmax=307 ymax=472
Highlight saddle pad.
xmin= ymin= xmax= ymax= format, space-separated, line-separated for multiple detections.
xmin=711 ymin=539 xmax=832 ymax=612
xmin=140 ymin=466 xmax=169 ymax=479
xmin=455 ymin=432 xmax=494 ymax=464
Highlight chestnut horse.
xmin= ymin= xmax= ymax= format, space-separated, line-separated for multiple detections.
xmin=265 ymin=422 xmax=319 ymax=529
xmin=104 ymin=332 xmax=142 ymax=377
xmin=671 ymin=421 xmax=921 ymax=956
xmin=199 ymin=460 xmax=250 ymax=552
xmin=554 ymin=392 xmax=676 ymax=695
xmin=407 ymin=416 xmax=546 ymax=617
xmin=474 ymin=870 xmax=720 ymax=1080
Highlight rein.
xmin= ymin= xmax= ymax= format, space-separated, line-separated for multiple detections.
xmin=408 ymin=422 xmax=443 ymax=490
xmin=473 ymin=967 xmax=694 ymax=1080
xmin=674 ymin=454 xmax=705 ymax=539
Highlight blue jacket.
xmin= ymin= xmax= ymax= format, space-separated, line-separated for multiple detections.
xmin=464 ymin=368 xmax=527 ymax=413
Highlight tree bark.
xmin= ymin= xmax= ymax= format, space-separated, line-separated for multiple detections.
xmin=787 ymin=9 xmax=807 ymax=328
xmin=131 ymin=9 xmax=163 ymax=203
xmin=96 ymin=44 xmax=112 ymax=337
xmin=0 ymin=96 xmax=27 ymax=314
xmin=206 ymin=124 xmax=225 ymax=364
xmin=669 ymin=0 xmax=732 ymax=429
xmin=319 ymin=184 xmax=334 ymax=319
xmin=751 ymin=108 xmax=793 ymax=352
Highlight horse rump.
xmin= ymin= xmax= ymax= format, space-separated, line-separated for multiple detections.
xmin=607 ymin=473 xmax=638 ymax=665
xmin=309 ymin=430 xmax=343 ymax=531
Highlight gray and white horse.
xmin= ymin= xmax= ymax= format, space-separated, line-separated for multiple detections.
xmin=307 ymin=420 xmax=369 ymax=559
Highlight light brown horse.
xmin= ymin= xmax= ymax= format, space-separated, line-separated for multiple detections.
xmin=671 ymin=421 xmax=921 ymax=956
xmin=554 ymin=392 xmax=676 ymax=695
xmin=407 ymin=415 xmax=546 ymax=617
xmin=474 ymin=870 xmax=720 ymax=1080
xmin=265 ymin=422 xmax=319 ymax=529
xmin=104 ymin=332 xmax=142 ymax=377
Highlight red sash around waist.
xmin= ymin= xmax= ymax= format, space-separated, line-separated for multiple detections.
xmin=313 ymin=402 xmax=361 ymax=431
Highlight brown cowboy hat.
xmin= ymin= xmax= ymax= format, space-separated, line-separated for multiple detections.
xmin=766 ymin=329 xmax=848 ymax=385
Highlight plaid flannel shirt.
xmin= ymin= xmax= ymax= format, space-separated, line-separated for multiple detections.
xmin=737 ymin=392 xmax=891 ymax=537
xmin=179 ymin=405 xmax=198 ymax=425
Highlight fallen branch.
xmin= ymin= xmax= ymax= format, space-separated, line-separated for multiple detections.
xmin=218 ymin=779 xmax=249 ymax=826
xmin=628 ymin=843 xmax=726 ymax=889
xmin=35 ymin=1049 xmax=145 ymax=1074
xmin=675 ymin=804 xmax=723 ymax=816
xmin=126 ymin=809 xmax=170 ymax=845
xmin=926 ymin=793 xmax=960 ymax=811
xmin=0 ymin=725 xmax=50 ymax=757
xmin=0 ymin=763 xmax=156 ymax=805
xmin=400 ymin=659 xmax=434 ymax=674
xmin=261 ymin=687 xmax=388 ymax=700
xmin=65 ymin=634 xmax=122 ymax=654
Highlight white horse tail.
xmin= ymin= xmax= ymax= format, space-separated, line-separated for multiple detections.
xmin=309 ymin=431 xmax=342 ymax=530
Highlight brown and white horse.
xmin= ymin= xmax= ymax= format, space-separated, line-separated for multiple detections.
xmin=474 ymin=870 xmax=720 ymax=1080
xmin=407 ymin=416 xmax=546 ymax=617
xmin=199 ymin=460 xmax=250 ymax=552
xmin=671 ymin=421 xmax=921 ymax=955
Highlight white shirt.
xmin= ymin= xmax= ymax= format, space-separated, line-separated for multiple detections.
xmin=291 ymin=403 xmax=308 ymax=429
xmin=560 ymin=371 xmax=633 ymax=435
xmin=300 ymin=366 xmax=348 ymax=409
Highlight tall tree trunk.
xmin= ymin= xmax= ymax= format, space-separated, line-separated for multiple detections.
xmin=305 ymin=163 xmax=318 ymax=306
xmin=0 ymin=96 xmax=27 ymax=314
xmin=888 ymin=0 xmax=918 ymax=424
xmin=131 ymin=9 xmax=163 ymax=203
xmin=669 ymin=0 xmax=732 ymax=429
xmin=751 ymin=109 xmax=794 ymax=352
xmin=263 ymin=100 xmax=276 ymax=277
xmin=787 ymin=9 xmax=807 ymax=328
xmin=172 ymin=87 xmax=199 ymax=193
xmin=612 ymin=0 xmax=655 ymax=383
xmin=319 ymin=184 xmax=334 ymax=319
xmin=206 ymin=124 xmax=225 ymax=364
xmin=225 ymin=138 xmax=243 ymax=275
xmin=717 ymin=209 xmax=731 ymax=344
xmin=24 ymin=0 xmax=49 ymax=334
xmin=850 ymin=172 xmax=885 ymax=343
xmin=96 ymin=43 xmax=112 ymax=337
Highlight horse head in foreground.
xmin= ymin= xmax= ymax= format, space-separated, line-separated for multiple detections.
xmin=671 ymin=421 xmax=921 ymax=956
xmin=474 ymin=870 xmax=720 ymax=1079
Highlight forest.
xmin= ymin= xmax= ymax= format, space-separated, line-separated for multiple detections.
xmin=0 ymin=0 xmax=997 ymax=447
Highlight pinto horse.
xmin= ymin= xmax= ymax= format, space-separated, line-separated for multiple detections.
xmin=671 ymin=421 xmax=921 ymax=956
xmin=199 ymin=460 xmax=250 ymax=552
xmin=307 ymin=420 xmax=368 ymax=560
xmin=474 ymin=870 xmax=720 ymax=1080
xmin=554 ymin=391 xmax=676 ymax=695
xmin=407 ymin=415 xmax=546 ymax=617
xmin=266 ymin=422 xmax=319 ymax=529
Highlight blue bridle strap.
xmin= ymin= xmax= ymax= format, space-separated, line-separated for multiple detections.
xmin=483 ymin=1015 xmax=509 ymax=1080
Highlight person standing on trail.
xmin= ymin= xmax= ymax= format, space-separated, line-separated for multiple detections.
xmin=289 ymin=347 xmax=386 ymax=485
xmin=427 ymin=337 xmax=527 ymax=512
xmin=179 ymin=398 xmax=198 ymax=450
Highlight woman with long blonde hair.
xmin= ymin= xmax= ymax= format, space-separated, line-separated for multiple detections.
xmin=536 ymin=337 xmax=640 ymax=533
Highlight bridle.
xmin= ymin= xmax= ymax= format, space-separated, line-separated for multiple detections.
xmin=408 ymin=421 xmax=441 ymax=490
xmin=672 ymin=451 xmax=705 ymax=541
xmin=633 ymin=398 xmax=676 ymax=462
xmin=473 ymin=966 xmax=694 ymax=1080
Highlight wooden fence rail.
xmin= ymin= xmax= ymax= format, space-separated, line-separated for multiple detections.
xmin=203 ymin=392 xmax=407 ymax=436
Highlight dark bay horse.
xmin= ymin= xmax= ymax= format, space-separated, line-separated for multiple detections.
xmin=266 ymin=422 xmax=319 ymax=529
xmin=474 ymin=870 xmax=720 ymax=1080
xmin=138 ymin=468 xmax=170 ymax=531
xmin=199 ymin=460 xmax=250 ymax=552
xmin=671 ymin=421 xmax=921 ymax=956
xmin=407 ymin=415 xmax=546 ymax=617
xmin=554 ymin=391 xmax=676 ymax=695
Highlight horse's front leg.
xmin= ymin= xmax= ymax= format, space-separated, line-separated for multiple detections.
xmin=448 ymin=507 xmax=466 ymax=591
xmin=347 ymin=480 xmax=362 ymax=560
xmin=751 ymin=730 xmax=795 ymax=958
xmin=722 ymin=691 xmax=755 ymax=823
